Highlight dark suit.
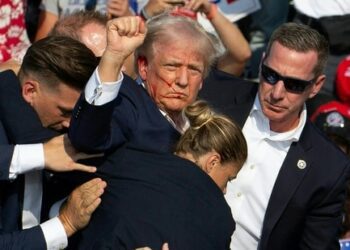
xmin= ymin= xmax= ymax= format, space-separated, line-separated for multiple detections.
xmin=69 ymin=74 xmax=181 ymax=153
xmin=0 ymin=70 xmax=58 ymax=249
xmin=78 ymin=147 xmax=234 ymax=250
xmin=69 ymin=75 xmax=235 ymax=249
xmin=0 ymin=226 xmax=46 ymax=250
xmin=199 ymin=68 xmax=350 ymax=250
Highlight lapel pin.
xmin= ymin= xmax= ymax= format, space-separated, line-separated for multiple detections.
xmin=297 ymin=159 xmax=307 ymax=169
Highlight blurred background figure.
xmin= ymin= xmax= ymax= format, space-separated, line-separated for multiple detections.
xmin=336 ymin=56 xmax=350 ymax=106
xmin=35 ymin=0 xmax=135 ymax=41
xmin=49 ymin=10 xmax=108 ymax=57
xmin=237 ymin=0 xmax=290 ymax=80
xmin=310 ymin=100 xmax=350 ymax=155
xmin=293 ymin=0 xmax=350 ymax=97
xmin=0 ymin=0 xmax=31 ymax=63
xmin=35 ymin=0 xmax=108 ymax=41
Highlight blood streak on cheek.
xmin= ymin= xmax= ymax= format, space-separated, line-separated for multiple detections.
xmin=156 ymin=72 xmax=177 ymax=93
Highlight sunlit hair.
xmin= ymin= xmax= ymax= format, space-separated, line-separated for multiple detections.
xmin=176 ymin=100 xmax=247 ymax=167
xmin=18 ymin=36 xmax=98 ymax=90
xmin=49 ymin=10 xmax=108 ymax=42
xmin=135 ymin=13 xmax=219 ymax=77
xmin=265 ymin=22 xmax=329 ymax=77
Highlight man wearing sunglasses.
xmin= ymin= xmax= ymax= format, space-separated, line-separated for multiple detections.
xmin=199 ymin=22 xmax=350 ymax=250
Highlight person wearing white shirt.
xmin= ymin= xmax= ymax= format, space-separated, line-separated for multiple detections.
xmin=199 ymin=22 xmax=350 ymax=249
xmin=0 ymin=35 xmax=103 ymax=249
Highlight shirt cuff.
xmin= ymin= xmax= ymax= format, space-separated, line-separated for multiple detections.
xmin=9 ymin=144 xmax=44 ymax=179
xmin=40 ymin=217 xmax=68 ymax=250
xmin=84 ymin=67 xmax=124 ymax=105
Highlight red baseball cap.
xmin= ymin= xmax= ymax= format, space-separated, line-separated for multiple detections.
xmin=336 ymin=55 xmax=350 ymax=105
xmin=310 ymin=100 xmax=350 ymax=142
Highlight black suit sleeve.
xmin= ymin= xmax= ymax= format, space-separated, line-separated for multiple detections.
xmin=69 ymin=75 xmax=138 ymax=153
xmin=0 ymin=226 xmax=46 ymax=250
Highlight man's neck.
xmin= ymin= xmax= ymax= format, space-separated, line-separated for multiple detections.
xmin=269 ymin=117 xmax=301 ymax=133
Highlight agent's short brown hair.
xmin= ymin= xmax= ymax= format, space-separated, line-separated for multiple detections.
xmin=265 ymin=22 xmax=329 ymax=77
xmin=18 ymin=36 xmax=98 ymax=90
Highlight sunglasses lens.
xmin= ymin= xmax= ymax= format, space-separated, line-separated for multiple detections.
xmin=262 ymin=64 xmax=313 ymax=93
xmin=262 ymin=65 xmax=278 ymax=84
xmin=284 ymin=79 xmax=308 ymax=92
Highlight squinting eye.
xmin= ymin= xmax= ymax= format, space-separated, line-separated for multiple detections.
xmin=164 ymin=65 xmax=177 ymax=71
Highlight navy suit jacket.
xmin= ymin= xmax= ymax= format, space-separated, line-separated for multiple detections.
xmin=199 ymin=69 xmax=350 ymax=250
xmin=69 ymin=75 xmax=235 ymax=249
xmin=0 ymin=70 xmax=58 ymax=249
xmin=69 ymin=74 xmax=181 ymax=153
xmin=77 ymin=147 xmax=234 ymax=250
xmin=0 ymin=226 xmax=46 ymax=250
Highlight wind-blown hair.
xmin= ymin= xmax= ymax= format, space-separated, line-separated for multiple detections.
xmin=135 ymin=13 xmax=219 ymax=77
xmin=176 ymin=100 xmax=247 ymax=166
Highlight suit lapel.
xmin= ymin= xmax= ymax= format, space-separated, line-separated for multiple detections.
xmin=223 ymin=83 xmax=258 ymax=128
xmin=259 ymin=123 xmax=314 ymax=249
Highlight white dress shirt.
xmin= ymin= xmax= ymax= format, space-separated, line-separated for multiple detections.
xmin=9 ymin=144 xmax=68 ymax=249
xmin=225 ymin=95 xmax=307 ymax=249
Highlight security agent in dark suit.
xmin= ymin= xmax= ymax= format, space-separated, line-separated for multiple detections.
xmin=199 ymin=23 xmax=350 ymax=250
xmin=0 ymin=36 xmax=105 ymax=249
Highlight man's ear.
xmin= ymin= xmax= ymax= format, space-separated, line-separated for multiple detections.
xmin=22 ymin=80 xmax=39 ymax=106
xmin=137 ymin=56 xmax=148 ymax=81
xmin=309 ymin=74 xmax=325 ymax=99
xmin=204 ymin=152 xmax=221 ymax=174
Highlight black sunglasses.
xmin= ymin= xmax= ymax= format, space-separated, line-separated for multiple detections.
xmin=261 ymin=64 xmax=315 ymax=93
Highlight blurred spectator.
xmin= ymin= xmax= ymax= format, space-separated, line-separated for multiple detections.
xmin=310 ymin=100 xmax=350 ymax=155
xmin=34 ymin=0 xmax=108 ymax=41
xmin=25 ymin=0 xmax=41 ymax=42
xmin=0 ymin=0 xmax=31 ymax=63
xmin=293 ymin=0 xmax=350 ymax=96
xmin=238 ymin=0 xmax=290 ymax=80
xmin=336 ymin=55 xmax=350 ymax=106
xmin=49 ymin=10 xmax=108 ymax=57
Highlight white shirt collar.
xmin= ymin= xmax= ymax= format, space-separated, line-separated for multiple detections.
xmin=250 ymin=94 xmax=307 ymax=142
